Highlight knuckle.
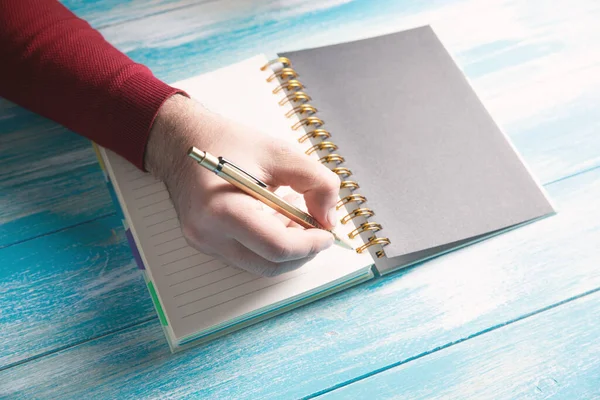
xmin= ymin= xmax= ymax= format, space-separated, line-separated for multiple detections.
xmin=302 ymin=167 xmax=321 ymax=188
xmin=303 ymin=162 xmax=337 ymax=193
xmin=202 ymin=247 xmax=221 ymax=259
xmin=260 ymin=266 xmax=283 ymax=278
xmin=324 ymin=169 xmax=341 ymax=191
xmin=264 ymin=239 xmax=294 ymax=262
xmin=262 ymin=259 xmax=306 ymax=277
xmin=306 ymin=241 xmax=320 ymax=258
xmin=224 ymin=250 xmax=245 ymax=270
xmin=232 ymin=255 xmax=275 ymax=277
xmin=180 ymin=222 xmax=197 ymax=242
xmin=269 ymin=140 xmax=295 ymax=159
xmin=268 ymin=142 xmax=305 ymax=169
xmin=210 ymin=198 xmax=234 ymax=219
xmin=181 ymin=222 xmax=207 ymax=247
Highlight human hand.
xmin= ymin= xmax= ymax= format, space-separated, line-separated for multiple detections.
xmin=145 ymin=95 xmax=340 ymax=277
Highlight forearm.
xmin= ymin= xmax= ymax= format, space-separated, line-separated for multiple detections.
xmin=0 ymin=0 xmax=185 ymax=170
xmin=145 ymin=95 xmax=197 ymax=191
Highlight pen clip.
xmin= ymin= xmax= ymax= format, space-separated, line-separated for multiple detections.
xmin=218 ymin=157 xmax=268 ymax=188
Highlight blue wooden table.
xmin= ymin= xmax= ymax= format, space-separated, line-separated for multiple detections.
xmin=2 ymin=0 xmax=600 ymax=398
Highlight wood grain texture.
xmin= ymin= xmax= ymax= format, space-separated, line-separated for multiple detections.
xmin=61 ymin=0 xmax=201 ymax=28
xmin=0 ymin=215 xmax=154 ymax=369
xmin=1 ymin=168 xmax=599 ymax=399
xmin=321 ymin=290 xmax=600 ymax=399
xmin=0 ymin=102 xmax=113 ymax=247
xmin=2 ymin=0 xmax=600 ymax=398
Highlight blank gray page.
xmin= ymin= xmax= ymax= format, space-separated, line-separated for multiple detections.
xmin=281 ymin=26 xmax=554 ymax=259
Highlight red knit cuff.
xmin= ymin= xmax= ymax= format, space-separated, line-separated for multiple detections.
xmin=106 ymin=71 xmax=188 ymax=171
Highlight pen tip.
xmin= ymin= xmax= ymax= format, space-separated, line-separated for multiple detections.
xmin=333 ymin=233 xmax=354 ymax=251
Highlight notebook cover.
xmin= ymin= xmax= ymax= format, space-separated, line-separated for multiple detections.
xmin=281 ymin=26 xmax=555 ymax=262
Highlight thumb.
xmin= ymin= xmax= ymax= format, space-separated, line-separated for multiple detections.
xmin=262 ymin=141 xmax=340 ymax=229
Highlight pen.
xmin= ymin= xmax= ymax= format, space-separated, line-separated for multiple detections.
xmin=187 ymin=147 xmax=354 ymax=251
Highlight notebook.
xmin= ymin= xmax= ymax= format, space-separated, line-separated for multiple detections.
xmin=95 ymin=26 xmax=555 ymax=351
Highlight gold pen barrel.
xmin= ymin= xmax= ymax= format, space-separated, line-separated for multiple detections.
xmin=187 ymin=147 xmax=354 ymax=251
xmin=217 ymin=164 xmax=354 ymax=250
xmin=189 ymin=147 xmax=315 ymax=228
xmin=220 ymin=163 xmax=321 ymax=230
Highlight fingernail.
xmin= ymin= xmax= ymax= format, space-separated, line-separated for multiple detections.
xmin=327 ymin=207 xmax=338 ymax=227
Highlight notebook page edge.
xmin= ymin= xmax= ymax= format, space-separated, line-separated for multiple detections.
xmin=97 ymin=146 xmax=179 ymax=345
xmin=374 ymin=213 xmax=554 ymax=274
xmin=172 ymin=266 xmax=374 ymax=351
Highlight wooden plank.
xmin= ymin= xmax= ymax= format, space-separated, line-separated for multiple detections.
xmin=1 ymin=167 xmax=599 ymax=399
xmin=3 ymin=0 xmax=599 ymax=248
xmin=1 ymin=0 xmax=598 ymax=385
xmin=60 ymin=0 xmax=199 ymax=28
xmin=0 ymin=102 xmax=113 ymax=247
xmin=0 ymin=1 xmax=592 ymax=397
xmin=0 ymin=215 xmax=154 ymax=369
xmin=319 ymin=290 xmax=600 ymax=399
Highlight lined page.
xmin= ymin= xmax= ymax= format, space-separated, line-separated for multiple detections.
xmin=101 ymin=55 xmax=372 ymax=341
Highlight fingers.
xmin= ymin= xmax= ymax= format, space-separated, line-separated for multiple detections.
xmin=272 ymin=192 xmax=306 ymax=228
xmin=180 ymin=185 xmax=333 ymax=277
xmin=183 ymin=228 xmax=318 ymax=277
xmin=219 ymin=239 xmax=317 ymax=277
xmin=215 ymin=194 xmax=334 ymax=263
xmin=261 ymin=141 xmax=340 ymax=229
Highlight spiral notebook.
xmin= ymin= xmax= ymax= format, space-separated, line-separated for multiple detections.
xmin=96 ymin=26 xmax=554 ymax=351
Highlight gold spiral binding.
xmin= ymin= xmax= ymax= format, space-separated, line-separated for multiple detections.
xmin=340 ymin=180 xmax=360 ymax=191
xmin=305 ymin=141 xmax=337 ymax=155
xmin=292 ymin=117 xmax=324 ymax=130
xmin=261 ymin=57 xmax=292 ymax=71
xmin=319 ymin=154 xmax=345 ymax=165
xmin=357 ymin=237 xmax=391 ymax=258
xmin=273 ymin=79 xmax=304 ymax=94
xmin=332 ymin=167 xmax=352 ymax=178
xmin=336 ymin=194 xmax=367 ymax=210
xmin=298 ymin=129 xmax=330 ymax=143
xmin=262 ymin=58 xmax=390 ymax=258
xmin=267 ymin=67 xmax=298 ymax=82
xmin=348 ymin=222 xmax=382 ymax=239
xmin=285 ymin=104 xmax=317 ymax=118
xmin=341 ymin=208 xmax=374 ymax=225
xmin=279 ymin=92 xmax=312 ymax=106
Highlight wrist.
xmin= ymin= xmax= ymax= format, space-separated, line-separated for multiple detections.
xmin=145 ymin=94 xmax=196 ymax=181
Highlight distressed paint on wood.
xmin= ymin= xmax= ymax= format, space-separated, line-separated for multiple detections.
xmin=1 ymin=167 xmax=599 ymax=399
xmin=1 ymin=0 xmax=600 ymax=398
xmin=321 ymin=290 xmax=600 ymax=399
xmin=0 ymin=103 xmax=113 ymax=247
xmin=61 ymin=0 xmax=201 ymax=28
xmin=0 ymin=215 xmax=153 ymax=369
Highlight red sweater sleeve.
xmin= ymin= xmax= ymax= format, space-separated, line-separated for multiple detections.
xmin=0 ymin=0 xmax=186 ymax=170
